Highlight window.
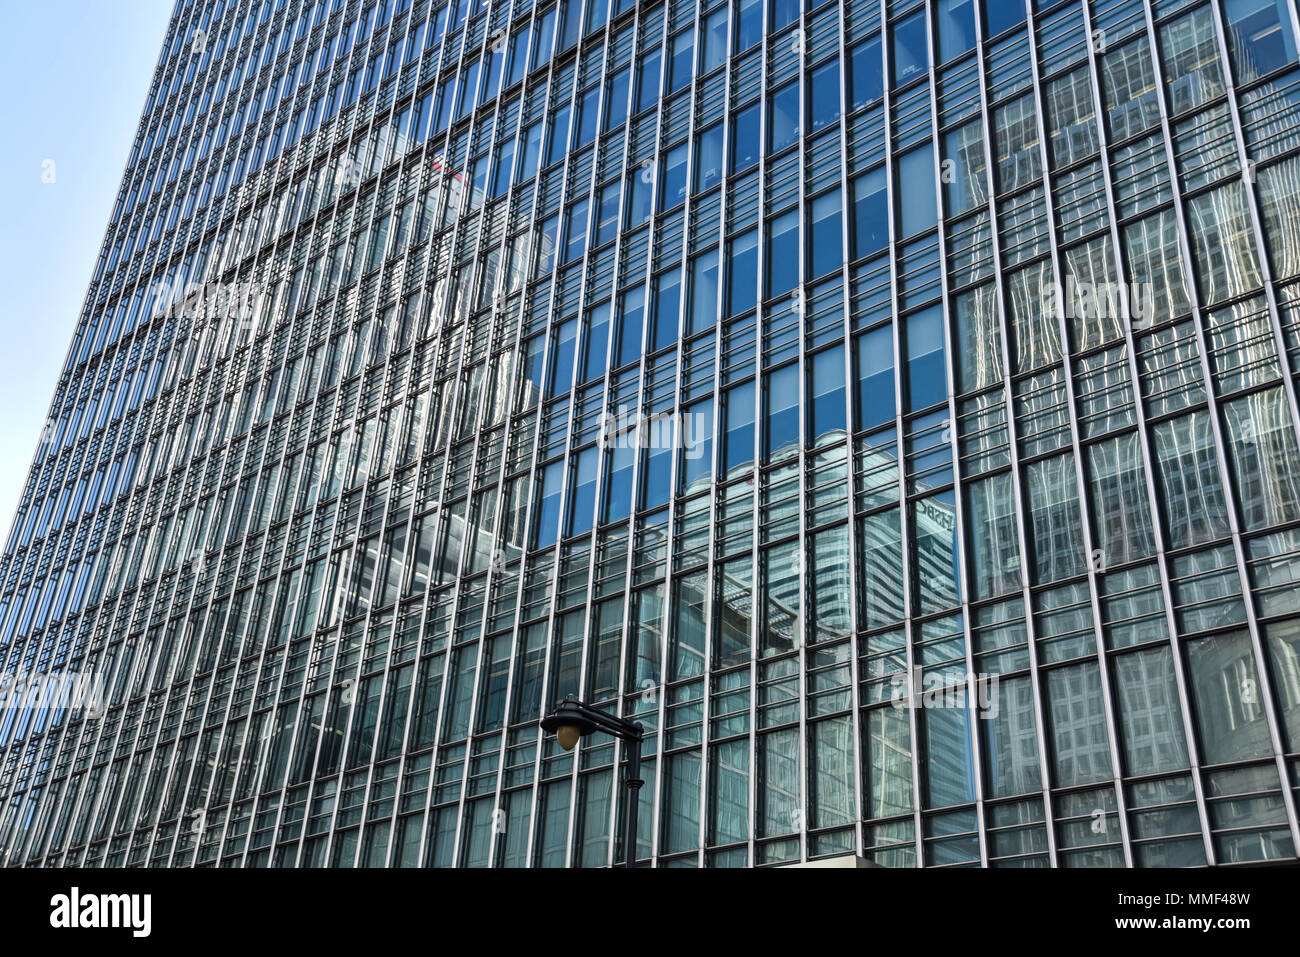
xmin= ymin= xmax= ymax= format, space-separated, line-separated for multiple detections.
xmin=583 ymin=303 xmax=612 ymax=381
xmin=669 ymin=28 xmax=694 ymax=93
xmin=689 ymin=250 xmax=719 ymax=335
xmin=852 ymin=167 xmax=889 ymax=257
xmin=904 ymin=304 xmax=946 ymax=411
xmin=892 ymin=10 xmax=928 ymax=87
xmin=766 ymin=210 xmax=800 ymax=298
xmin=809 ymin=59 xmax=840 ymax=132
xmin=993 ymin=94 xmax=1042 ymax=193
xmin=897 ymin=143 xmax=938 ymax=237
xmin=765 ymin=363 xmax=800 ymax=459
xmin=808 ymin=190 xmax=843 ymax=280
xmin=695 ymin=123 xmax=724 ymax=193
xmin=966 ymin=472 xmax=1021 ymax=600
xmin=1160 ymin=6 xmax=1226 ymax=114
xmin=1045 ymin=68 xmax=1098 ymax=168
xmin=936 ymin=0 xmax=976 ymax=63
xmin=1222 ymin=387 xmax=1300 ymax=530
xmin=1185 ymin=181 xmax=1262 ymax=305
xmin=567 ymin=448 xmax=598 ymax=536
xmin=1186 ymin=631 xmax=1272 ymax=764
xmin=723 ymin=382 xmax=756 ymax=473
xmin=1086 ymin=431 xmax=1156 ymax=566
xmin=850 ymin=36 xmax=883 ymax=109
xmin=1223 ymin=0 xmax=1297 ymax=82
xmin=856 ymin=324 xmax=896 ymax=429
xmin=659 ymin=142 xmax=688 ymax=211
xmin=943 ymin=120 xmax=987 ymax=216
xmin=1045 ymin=663 xmax=1113 ymax=787
xmin=595 ymin=182 xmax=620 ymax=246
xmin=810 ymin=346 xmax=846 ymax=443
xmin=1025 ymin=453 xmax=1087 ymax=584
xmin=563 ymin=199 xmax=589 ymax=264
xmin=653 ymin=268 xmax=682 ymax=351
xmin=702 ymin=8 xmax=729 ymax=73
xmin=768 ymin=81 xmax=800 ymax=153
xmin=547 ymin=318 xmax=578 ymax=396
xmin=728 ymin=230 xmax=759 ymax=316
xmin=731 ymin=100 xmax=761 ymax=172
xmin=736 ymin=0 xmax=763 ymax=53
xmin=636 ymin=48 xmax=662 ymax=113
xmin=1102 ymin=40 xmax=1161 ymax=142
xmin=1152 ymin=412 xmax=1231 ymax=548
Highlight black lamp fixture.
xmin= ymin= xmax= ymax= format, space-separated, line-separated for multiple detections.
xmin=541 ymin=696 xmax=645 ymax=868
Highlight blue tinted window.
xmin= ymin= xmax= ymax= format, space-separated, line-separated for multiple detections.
xmin=670 ymin=29 xmax=694 ymax=92
xmin=1223 ymin=0 xmax=1297 ymax=81
xmin=851 ymin=36 xmax=883 ymax=109
xmin=982 ymin=0 xmax=1025 ymax=40
xmin=937 ymin=0 xmax=977 ymax=62
xmin=892 ymin=11 xmax=928 ymax=86
xmin=856 ymin=325 xmax=896 ymax=428
xmin=811 ymin=346 xmax=847 ymax=442
xmin=853 ymin=167 xmax=888 ymax=257
xmin=728 ymin=230 xmax=759 ymax=316
xmin=690 ymin=250 xmax=719 ymax=335
xmin=703 ymin=9 xmax=729 ymax=73
xmin=602 ymin=441 xmax=635 ymax=523
xmin=736 ymin=0 xmax=763 ymax=52
xmin=626 ymin=167 xmax=652 ymax=227
xmin=731 ymin=100 xmax=761 ymax=172
xmin=595 ymin=183 xmax=620 ymax=246
xmin=680 ymin=398 xmax=714 ymax=492
xmin=576 ymin=87 xmax=600 ymax=147
xmin=637 ymin=49 xmax=662 ymax=113
xmin=771 ymin=0 xmax=801 ymax=31
xmin=567 ymin=448 xmax=599 ymax=536
xmin=653 ymin=268 xmax=681 ymax=351
xmin=767 ymin=210 xmax=800 ymax=297
xmin=905 ymin=305 xmax=947 ymax=411
xmin=768 ymin=81 xmax=800 ymax=152
xmin=809 ymin=190 xmax=843 ymax=280
xmin=563 ymin=199 xmax=589 ymax=264
xmin=766 ymin=363 xmax=801 ymax=458
xmin=618 ymin=287 xmax=645 ymax=365
xmin=547 ymin=106 xmax=571 ymax=166
xmin=534 ymin=461 xmax=563 ymax=548
xmin=809 ymin=60 xmax=840 ymax=132
xmin=490 ymin=142 xmax=514 ymax=197
xmin=548 ymin=318 xmax=578 ymax=396
xmin=583 ymin=303 xmax=611 ymax=381
xmin=605 ymin=68 xmax=630 ymax=131
xmin=724 ymin=382 xmax=755 ymax=473
xmin=695 ymin=123 xmax=724 ymax=192
xmin=898 ymin=143 xmax=938 ymax=237
xmin=660 ymin=142 xmax=688 ymax=210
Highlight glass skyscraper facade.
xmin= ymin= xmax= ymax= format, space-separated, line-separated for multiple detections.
xmin=4 ymin=0 xmax=1300 ymax=869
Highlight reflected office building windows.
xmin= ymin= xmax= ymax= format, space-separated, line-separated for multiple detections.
xmin=6 ymin=0 xmax=1300 ymax=869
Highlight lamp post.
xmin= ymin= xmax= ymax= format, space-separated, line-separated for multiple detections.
xmin=541 ymin=696 xmax=645 ymax=868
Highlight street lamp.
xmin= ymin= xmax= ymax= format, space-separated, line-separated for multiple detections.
xmin=541 ymin=696 xmax=645 ymax=868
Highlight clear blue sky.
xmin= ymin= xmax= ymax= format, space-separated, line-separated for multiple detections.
xmin=0 ymin=0 xmax=174 ymax=538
